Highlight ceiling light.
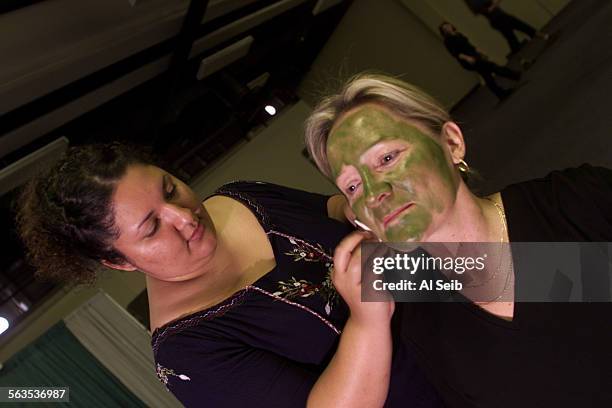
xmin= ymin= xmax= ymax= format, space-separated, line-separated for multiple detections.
xmin=264 ymin=105 xmax=277 ymax=116
xmin=0 ymin=317 xmax=9 ymax=335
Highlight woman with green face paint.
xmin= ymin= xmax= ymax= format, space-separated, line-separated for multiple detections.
xmin=307 ymin=75 xmax=491 ymax=246
xmin=325 ymin=105 xmax=463 ymax=243
xmin=305 ymin=73 xmax=612 ymax=408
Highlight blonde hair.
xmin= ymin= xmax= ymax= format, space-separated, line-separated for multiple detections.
xmin=304 ymin=73 xmax=451 ymax=178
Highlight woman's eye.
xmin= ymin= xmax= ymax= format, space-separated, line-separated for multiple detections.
xmin=346 ymin=183 xmax=360 ymax=195
xmin=380 ymin=151 xmax=399 ymax=166
xmin=146 ymin=219 xmax=160 ymax=238
xmin=164 ymin=184 xmax=177 ymax=200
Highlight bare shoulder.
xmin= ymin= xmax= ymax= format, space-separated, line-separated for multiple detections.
xmin=204 ymin=194 xmax=233 ymax=205
xmin=203 ymin=194 xmax=238 ymax=211
xmin=204 ymin=194 xmax=261 ymax=232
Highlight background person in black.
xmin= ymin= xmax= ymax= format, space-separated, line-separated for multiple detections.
xmin=464 ymin=0 xmax=550 ymax=55
xmin=439 ymin=22 xmax=522 ymax=100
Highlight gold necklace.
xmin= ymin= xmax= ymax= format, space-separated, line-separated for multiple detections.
xmin=486 ymin=197 xmax=513 ymax=302
xmin=462 ymin=197 xmax=506 ymax=288
xmin=467 ymin=197 xmax=514 ymax=302
xmin=485 ymin=197 xmax=507 ymax=243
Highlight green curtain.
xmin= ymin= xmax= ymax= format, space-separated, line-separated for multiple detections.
xmin=0 ymin=321 xmax=146 ymax=408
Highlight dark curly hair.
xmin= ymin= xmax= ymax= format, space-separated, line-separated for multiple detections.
xmin=16 ymin=143 xmax=156 ymax=285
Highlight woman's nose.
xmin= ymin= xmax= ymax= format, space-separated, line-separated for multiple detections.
xmin=362 ymin=172 xmax=391 ymax=208
xmin=161 ymin=203 xmax=197 ymax=231
xmin=365 ymin=187 xmax=391 ymax=208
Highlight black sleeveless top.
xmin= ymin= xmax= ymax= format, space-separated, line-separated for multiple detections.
xmin=151 ymin=182 xmax=444 ymax=408
xmin=399 ymin=165 xmax=612 ymax=408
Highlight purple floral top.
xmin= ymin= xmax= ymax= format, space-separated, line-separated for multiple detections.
xmin=151 ymin=182 xmax=442 ymax=408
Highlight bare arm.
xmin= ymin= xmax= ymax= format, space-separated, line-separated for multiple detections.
xmin=308 ymin=319 xmax=392 ymax=407
xmin=308 ymin=232 xmax=394 ymax=407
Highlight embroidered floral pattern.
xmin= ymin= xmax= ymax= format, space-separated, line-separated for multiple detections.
xmin=156 ymin=363 xmax=191 ymax=386
xmin=250 ymin=285 xmax=340 ymax=335
xmin=275 ymin=277 xmax=318 ymax=298
xmin=269 ymin=230 xmax=338 ymax=315
xmin=285 ymin=239 xmax=329 ymax=263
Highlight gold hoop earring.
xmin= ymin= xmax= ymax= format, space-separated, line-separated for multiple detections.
xmin=456 ymin=159 xmax=469 ymax=173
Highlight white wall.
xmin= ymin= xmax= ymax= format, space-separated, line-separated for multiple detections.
xmin=191 ymin=101 xmax=336 ymax=196
xmin=299 ymin=0 xmax=478 ymax=109
xmin=300 ymin=0 xmax=571 ymax=108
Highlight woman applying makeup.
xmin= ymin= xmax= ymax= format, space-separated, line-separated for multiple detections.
xmin=16 ymin=143 xmax=443 ymax=407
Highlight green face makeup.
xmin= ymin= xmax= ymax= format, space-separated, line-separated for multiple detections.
xmin=327 ymin=104 xmax=458 ymax=241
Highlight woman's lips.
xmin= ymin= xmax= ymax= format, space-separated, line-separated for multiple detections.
xmin=383 ymin=203 xmax=414 ymax=228
xmin=189 ymin=222 xmax=205 ymax=243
